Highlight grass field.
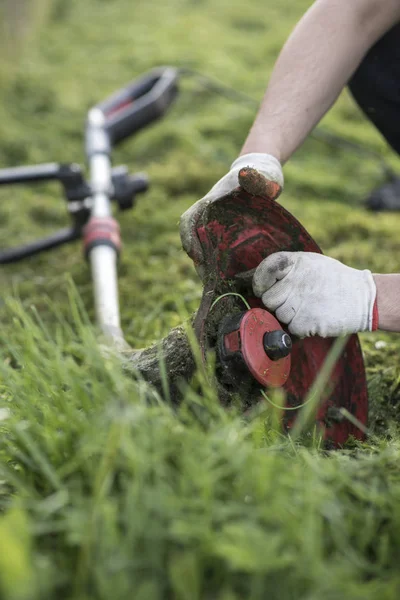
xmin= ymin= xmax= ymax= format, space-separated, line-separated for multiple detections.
xmin=1 ymin=0 xmax=400 ymax=598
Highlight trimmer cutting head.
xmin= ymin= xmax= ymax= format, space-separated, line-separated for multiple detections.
xmin=218 ymin=308 xmax=291 ymax=388
xmin=189 ymin=174 xmax=368 ymax=447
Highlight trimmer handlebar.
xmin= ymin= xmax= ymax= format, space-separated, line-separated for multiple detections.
xmin=0 ymin=162 xmax=149 ymax=264
xmin=0 ymin=228 xmax=81 ymax=264
xmin=0 ymin=65 xmax=178 ymax=309
xmin=96 ymin=67 xmax=179 ymax=145
xmin=0 ymin=162 xmax=86 ymax=191
xmin=0 ymin=163 xmax=89 ymax=264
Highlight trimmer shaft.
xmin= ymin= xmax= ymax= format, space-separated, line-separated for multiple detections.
xmin=218 ymin=308 xmax=292 ymax=387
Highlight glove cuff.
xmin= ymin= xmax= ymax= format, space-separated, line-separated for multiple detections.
xmin=371 ymin=297 xmax=379 ymax=331
xmin=364 ymin=270 xmax=378 ymax=332
xmin=230 ymin=153 xmax=284 ymax=189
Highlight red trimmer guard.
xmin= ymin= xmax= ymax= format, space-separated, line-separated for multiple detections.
xmin=190 ymin=187 xmax=368 ymax=447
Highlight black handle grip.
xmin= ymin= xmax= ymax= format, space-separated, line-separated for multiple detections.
xmin=0 ymin=163 xmax=64 ymax=186
xmin=0 ymin=163 xmax=86 ymax=197
xmin=97 ymin=67 xmax=179 ymax=145
xmin=0 ymin=228 xmax=81 ymax=264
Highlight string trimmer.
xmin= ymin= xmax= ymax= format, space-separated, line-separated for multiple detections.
xmin=0 ymin=67 xmax=368 ymax=446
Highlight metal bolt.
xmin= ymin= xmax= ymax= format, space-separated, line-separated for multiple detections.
xmin=263 ymin=330 xmax=292 ymax=361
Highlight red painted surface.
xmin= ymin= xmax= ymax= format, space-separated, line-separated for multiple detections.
xmin=190 ymin=188 xmax=368 ymax=447
xmin=83 ymin=217 xmax=121 ymax=255
xmin=235 ymin=308 xmax=290 ymax=388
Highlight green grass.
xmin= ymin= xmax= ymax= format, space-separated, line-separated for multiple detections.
xmin=1 ymin=0 xmax=400 ymax=597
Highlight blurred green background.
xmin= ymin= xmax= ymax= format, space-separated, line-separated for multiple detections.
xmin=1 ymin=3 xmax=400 ymax=598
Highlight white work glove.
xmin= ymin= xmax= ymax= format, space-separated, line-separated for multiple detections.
xmin=253 ymin=252 xmax=378 ymax=337
xmin=180 ymin=153 xmax=283 ymax=274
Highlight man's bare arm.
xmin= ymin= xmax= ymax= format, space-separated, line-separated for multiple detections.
xmin=241 ymin=0 xmax=400 ymax=164
xmin=373 ymin=275 xmax=400 ymax=332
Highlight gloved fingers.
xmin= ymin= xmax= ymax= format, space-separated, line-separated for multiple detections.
xmin=179 ymin=169 xmax=243 ymax=261
xmin=260 ymin=278 xmax=292 ymax=312
xmin=287 ymin=312 xmax=336 ymax=339
xmin=200 ymin=170 xmax=240 ymax=204
xmin=274 ymin=299 xmax=298 ymax=326
xmin=179 ymin=154 xmax=284 ymax=277
xmin=287 ymin=318 xmax=309 ymax=339
xmin=238 ymin=167 xmax=282 ymax=200
xmin=180 ymin=169 xmax=281 ymax=266
xmin=179 ymin=198 xmax=205 ymax=262
xmin=201 ymin=165 xmax=282 ymax=205
xmin=231 ymin=153 xmax=284 ymax=191
xmin=253 ymin=252 xmax=296 ymax=298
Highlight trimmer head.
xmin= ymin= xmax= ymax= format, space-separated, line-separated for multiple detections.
xmin=189 ymin=178 xmax=368 ymax=447
xmin=218 ymin=308 xmax=291 ymax=388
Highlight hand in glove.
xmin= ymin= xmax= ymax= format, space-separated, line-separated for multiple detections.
xmin=252 ymin=251 xmax=378 ymax=337
xmin=180 ymin=153 xmax=283 ymax=276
